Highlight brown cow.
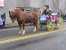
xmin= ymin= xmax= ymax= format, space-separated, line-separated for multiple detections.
xmin=9 ymin=7 xmax=40 ymax=35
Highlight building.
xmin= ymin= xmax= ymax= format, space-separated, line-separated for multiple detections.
xmin=0 ymin=0 xmax=65 ymax=25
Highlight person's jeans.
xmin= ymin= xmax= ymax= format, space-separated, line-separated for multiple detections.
xmin=40 ymin=20 xmax=47 ymax=25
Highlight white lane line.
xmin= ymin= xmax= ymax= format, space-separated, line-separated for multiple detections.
xmin=0 ymin=28 xmax=65 ymax=44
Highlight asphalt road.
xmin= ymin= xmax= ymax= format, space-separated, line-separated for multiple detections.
xmin=0 ymin=27 xmax=65 ymax=50
xmin=0 ymin=25 xmax=46 ymax=39
xmin=11 ymin=31 xmax=65 ymax=50
xmin=14 ymin=30 xmax=65 ymax=50
xmin=0 ymin=22 xmax=65 ymax=50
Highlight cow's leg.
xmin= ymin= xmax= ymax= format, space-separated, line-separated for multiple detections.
xmin=33 ymin=20 xmax=37 ymax=32
xmin=22 ymin=23 xmax=26 ymax=35
xmin=33 ymin=20 xmax=39 ymax=32
xmin=33 ymin=25 xmax=36 ymax=32
xmin=36 ymin=22 xmax=39 ymax=32
xmin=18 ymin=23 xmax=22 ymax=35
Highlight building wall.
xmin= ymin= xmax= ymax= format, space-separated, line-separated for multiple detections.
xmin=30 ymin=0 xmax=48 ymax=8
xmin=49 ymin=0 xmax=66 ymax=14
xmin=16 ymin=0 xmax=31 ymax=7
xmin=16 ymin=0 xmax=24 ymax=7
xmin=3 ymin=0 xmax=16 ymax=24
